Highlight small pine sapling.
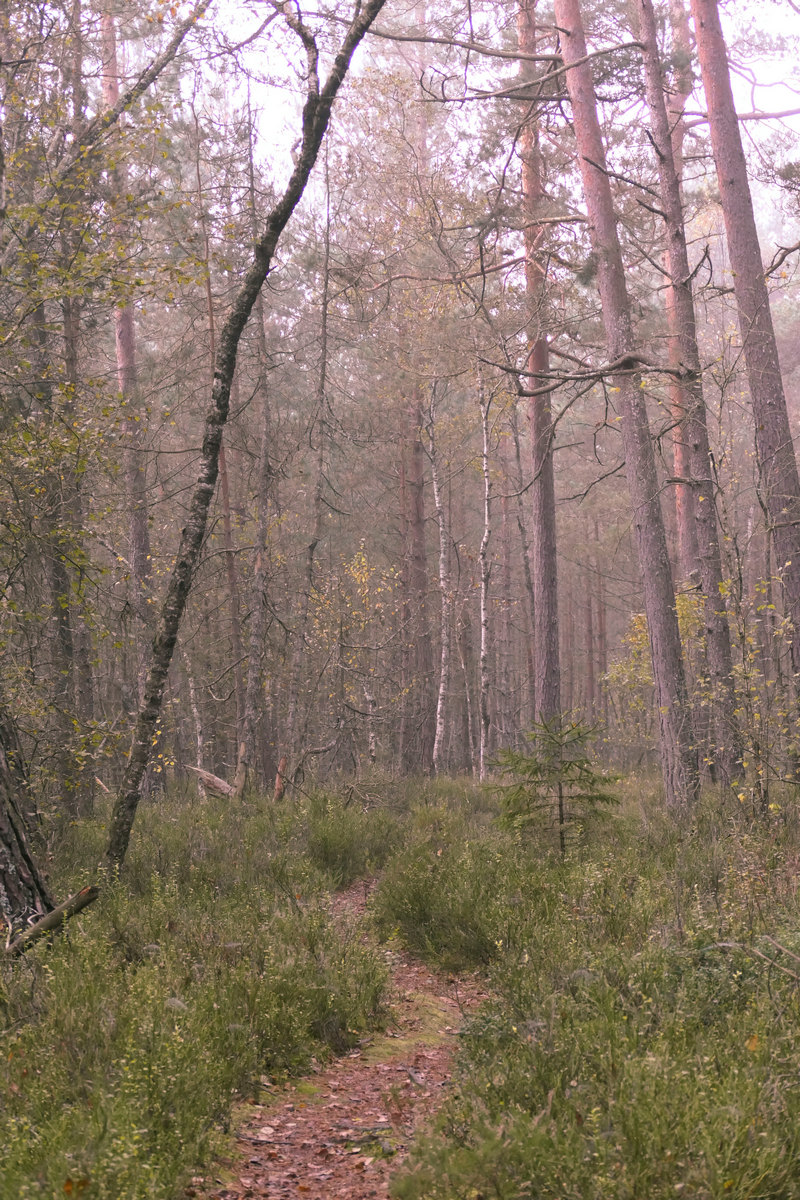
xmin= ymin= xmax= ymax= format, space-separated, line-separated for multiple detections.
xmin=491 ymin=720 xmax=618 ymax=853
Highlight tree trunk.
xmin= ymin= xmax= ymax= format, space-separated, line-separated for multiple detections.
xmin=666 ymin=0 xmax=700 ymax=582
xmin=585 ymin=575 xmax=595 ymax=722
xmin=637 ymin=0 xmax=742 ymax=788
xmin=235 ymin=102 xmax=278 ymax=795
xmin=0 ymin=695 xmax=54 ymax=932
xmin=192 ymin=104 xmax=246 ymax=743
xmin=105 ymin=0 xmax=388 ymax=868
xmin=477 ymin=366 xmax=492 ymax=780
xmin=554 ymin=0 xmax=699 ymax=809
xmin=101 ymin=8 xmax=152 ymax=702
xmin=426 ymin=390 xmax=453 ymax=775
xmin=519 ymin=0 xmax=561 ymax=726
xmin=458 ymin=603 xmax=479 ymax=775
xmin=510 ymin=405 xmax=537 ymax=725
xmin=689 ymin=0 xmax=800 ymax=689
xmin=404 ymin=385 xmax=436 ymax=774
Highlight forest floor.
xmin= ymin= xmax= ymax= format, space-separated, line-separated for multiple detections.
xmin=190 ymin=881 xmax=486 ymax=1200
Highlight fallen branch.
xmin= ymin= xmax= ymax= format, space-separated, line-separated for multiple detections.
xmin=5 ymin=886 xmax=100 ymax=957
xmin=185 ymin=765 xmax=237 ymax=798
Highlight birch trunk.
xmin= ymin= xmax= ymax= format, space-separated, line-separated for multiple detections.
xmin=554 ymin=0 xmax=699 ymax=809
xmin=425 ymin=393 xmax=453 ymax=775
xmin=105 ymin=0 xmax=388 ymax=867
xmin=689 ymin=0 xmax=800 ymax=690
xmin=192 ymin=110 xmax=246 ymax=741
xmin=637 ymin=0 xmax=742 ymax=788
xmin=477 ymin=367 xmax=492 ymax=780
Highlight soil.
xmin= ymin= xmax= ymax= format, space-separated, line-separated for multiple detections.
xmin=186 ymin=881 xmax=484 ymax=1200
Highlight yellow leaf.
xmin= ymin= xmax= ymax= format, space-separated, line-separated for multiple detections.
xmin=745 ymin=1034 xmax=760 ymax=1052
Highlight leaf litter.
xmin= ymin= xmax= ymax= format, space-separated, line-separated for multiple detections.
xmin=187 ymin=880 xmax=485 ymax=1200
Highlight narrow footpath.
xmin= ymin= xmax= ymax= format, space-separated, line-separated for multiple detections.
xmin=188 ymin=883 xmax=485 ymax=1200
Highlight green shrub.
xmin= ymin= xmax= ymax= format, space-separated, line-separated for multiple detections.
xmin=392 ymin=790 xmax=800 ymax=1200
xmin=0 ymin=792 xmax=389 ymax=1200
xmin=304 ymin=790 xmax=403 ymax=885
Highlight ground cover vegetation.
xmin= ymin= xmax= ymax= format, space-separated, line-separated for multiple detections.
xmin=5 ymin=775 xmax=800 ymax=1198
xmin=376 ymin=778 xmax=800 ymax=1200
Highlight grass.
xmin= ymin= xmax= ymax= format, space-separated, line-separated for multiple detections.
xmin=0 ymin=787 xmax=391 ymax=1200
xmin=6 ymin=771 xmax=800 ymax=1198
xmin=386 ymin=778 xmax=800 ymax=1200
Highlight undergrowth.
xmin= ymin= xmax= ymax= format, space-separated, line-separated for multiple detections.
xmin=386 ymin=779 xmax=800 ymax=1200
xmin=0 ymin=786 xmax=392 ymax=1200
xmin=7 ymin=771 xmax=800 ymax=1200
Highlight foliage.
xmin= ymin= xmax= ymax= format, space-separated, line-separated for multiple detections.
xmin=392 ymin=780 xmax=800 ymax=1200
xmin=491 ymin=721 xmax=618 ymax=852
xmin=0 ymin=788 xmax=389 ymax=1200
xmin=304 ymin=788 xmax=403 ymax=885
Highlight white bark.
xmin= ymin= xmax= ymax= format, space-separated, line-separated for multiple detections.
xmin=425 ymin=391 xmax=453 ymax=775
xmin=477 ymin=365 xmax=492 ymax=780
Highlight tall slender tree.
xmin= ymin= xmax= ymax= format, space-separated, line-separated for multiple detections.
xmin=105 ymin=0 xmax=389 ymax=869
xmin=689 ymin=0 xmax=800 ymax=696
xmin=553 ymin=0 xmax=699 ymax=808
xmin=519 ymin=0 xmax=561 ymax=726
xmin=637 ymin=0 xmax=741 ymax=788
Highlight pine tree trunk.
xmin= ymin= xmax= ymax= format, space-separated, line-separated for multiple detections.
xmin=519 ymin=0 xmax=561 ymax=726
xmin=235 ymin=108 xmax=278 ymax=795
xmin=192 ymin=106 xmax=246 ymax=742
xmin=554 ymin=0 xmax=699 ymax=809
xmin=690 ymin=0 xmax=800 ymax=687
xmin=510 ymin=406 xmax=537 ymax=725
xmin=666 ymin=0 xmax=700 ymax=582
xmin=477 ymin=368 xmax=492 ymax=779
xmin=637 ymin=0 xmax=742 ymax=788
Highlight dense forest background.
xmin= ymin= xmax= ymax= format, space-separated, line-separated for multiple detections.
xmin=3 ymin=0 xmax=800 ymax=831
xmin=9 ymin=4 xmax=800 ymax=1197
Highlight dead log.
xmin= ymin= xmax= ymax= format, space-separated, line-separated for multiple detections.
xmin=185 ymin=765 xmax=237 ymax=798
xmin=5 ymin=885 xmax=100 ymax=957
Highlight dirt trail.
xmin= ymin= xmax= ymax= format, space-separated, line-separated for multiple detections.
xmin=189 ymin=882 xmax=484 ymax=1200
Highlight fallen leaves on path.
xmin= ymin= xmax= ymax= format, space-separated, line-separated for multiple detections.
xmin=188 ymin=882 xmax=485 ymax=1200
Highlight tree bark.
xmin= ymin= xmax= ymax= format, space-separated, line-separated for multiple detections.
xmin=554 ymin=0 xmax=699 ymax=809
xmin=0 ymin=695 xmax=54 ymax=933
xmin=404 ymin=386 xmax=436 ymax=774
xmin=425 ymin=391 xmax=453 ymax=775
xmin=689 ymin=0 xmax=800 ymax=688
xmin=235 ymin=101 xmax=278 ymax=795
xmin=105 ymin=0 xmax=389 ymax=868
xmin=519 ymin=0 xmax=561 ymax=726
xmin=510 ymin=405 xmax=537 ymax=725
xmin=101 ymin=8 xmax=152 ymax=702
xmin=666 ymin=0 xmax=700 ymax=582
xmin=477 ymin=366 xmax=492 ymax=780
xmin=637 ymin=0 xmax=742 ymax=788
xmin=192 ymin=103 xmax=246 ymax=745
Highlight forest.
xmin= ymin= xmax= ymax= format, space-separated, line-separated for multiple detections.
xmin=4 ymin=0 xmax=800 ymax=1196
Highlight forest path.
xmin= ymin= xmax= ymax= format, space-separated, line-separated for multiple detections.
xmin=189 ymin=880 xmax=485 ymax=1200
